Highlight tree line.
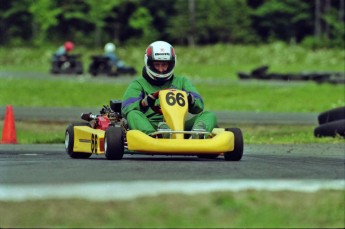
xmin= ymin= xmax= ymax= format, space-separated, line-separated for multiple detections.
xmin=0 ymin=0 xmax=344 ymax=48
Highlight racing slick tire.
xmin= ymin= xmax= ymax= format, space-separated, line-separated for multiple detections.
xmin=65 ymin=122 xmax=92 ymax=159
xmin=318 ymin=106 xmax=345 ymax=125
xmin=314 ymin=119 xmax=345 ymax=138
xmin=224 ymin=128 xmax=244 ymax=161
xmin=104 ymin=126 xmax=124 ymax=160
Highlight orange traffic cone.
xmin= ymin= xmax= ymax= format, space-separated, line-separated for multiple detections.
xmin=1 ymin=105 xmax=17 ymax=144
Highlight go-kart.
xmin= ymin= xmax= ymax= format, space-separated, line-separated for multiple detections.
xmin=51 ymin=54 xmax=84 ymax=75
xmin=88 ymin=55 xmax=136 ymax=77
xmin=65 ymin=89 xmax=243 ymax=161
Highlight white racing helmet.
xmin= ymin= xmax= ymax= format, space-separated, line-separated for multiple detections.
xmin=104 ymin=42 xmax=116 ymax=53
xmin=144 ymin=41 xmax=176 ymax=82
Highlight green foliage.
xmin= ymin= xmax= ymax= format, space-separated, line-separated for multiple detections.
xmin=84 ymin=0 xmax=122 ymax=46
xmin=168 ymin=0 xmax=256 ymax=44
xmin=0 ymin=1 xmax=343 ymax=47
xmin=165 ymin=0 xmax=190 ymax=44
xmin=253 ymin=0 xmax=312 ymax=42
xmin=129 ymin=6 xmax=158 ymax=44
xmin=28 ymin=0 xmax=61 ymax=45
xmin=0 ymin=1 xmax=33 ymax=45
xmin=322 ymin=7 xmax=345 ymax=48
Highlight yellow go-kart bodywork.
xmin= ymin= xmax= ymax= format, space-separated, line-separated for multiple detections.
xmin=65 ymin=89 xmax=243 ymax=160
xmin=127 ymin=90 xmax=234 ymax=153
xmin=127 ymin=129 xmax=234 ymax=153
xmin=72 ymin=126 xmax=105 ymax=154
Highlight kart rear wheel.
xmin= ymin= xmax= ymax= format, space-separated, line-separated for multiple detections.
xmin=51 ymin=62 xmax=60 ymax=74
xmin=104 ymin=126 xmax=124 ymax=160
xmin=224 ymin=128 xmax=243 ymax=161
xmin=65 ymin=122 xmax=92 ymax=159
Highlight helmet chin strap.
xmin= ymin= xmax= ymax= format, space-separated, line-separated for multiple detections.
xmin=155 ymin=74 xmax=172 ymax=81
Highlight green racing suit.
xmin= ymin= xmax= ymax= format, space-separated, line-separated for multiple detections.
xmin=121 ymin=74 xmax=217 ymax=135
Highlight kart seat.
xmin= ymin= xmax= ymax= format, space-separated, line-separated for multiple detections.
xmin=110 ymin=100 xmax=122 ymax=113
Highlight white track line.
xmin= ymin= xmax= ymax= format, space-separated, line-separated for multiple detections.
xmin=0 ymin=180 xmax=344 ymax=201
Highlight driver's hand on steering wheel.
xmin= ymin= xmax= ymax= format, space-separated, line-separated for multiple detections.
xmin=187 ymin=93 xmax=195 ymax=105
xmin=141 ymin=91 xmax=159 ymax=107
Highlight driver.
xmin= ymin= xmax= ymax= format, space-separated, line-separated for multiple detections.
xmin=121 ymin=41 xmax=217 ymax=137
xmin=53 ymin=41 xmax=74 ymax=61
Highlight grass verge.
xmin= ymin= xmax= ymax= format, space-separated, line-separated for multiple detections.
xmin=0 ymin=190 xmax=343 ymax=228
xmin=1 ymin=77 xmax=344 ymax=113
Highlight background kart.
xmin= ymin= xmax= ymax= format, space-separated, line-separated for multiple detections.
xmin=51 ymin=54 xmax=84 ymax=75
xmin=88 ymin=55 xmax=136 ymax=77
xmin=65 ymin=89 xmax=243 ymax=161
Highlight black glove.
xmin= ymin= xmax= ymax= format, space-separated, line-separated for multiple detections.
xmin=187 ymin=93 xmax=195 ymax=105
xmin=141 ymin=92 xmax=159 ymax=107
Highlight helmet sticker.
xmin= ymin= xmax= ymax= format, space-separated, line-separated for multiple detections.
xmin=146 ymin=46 xmax=153 ymax=59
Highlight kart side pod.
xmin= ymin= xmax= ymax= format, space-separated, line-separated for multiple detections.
xmin=73 ymin=126 xmax=105 ymax=154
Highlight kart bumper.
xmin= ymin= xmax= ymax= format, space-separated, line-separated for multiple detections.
xmin=127 ymin=130 xmax=234 ymax=154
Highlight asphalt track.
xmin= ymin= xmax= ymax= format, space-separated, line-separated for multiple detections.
xmin=0 ymin=143 xmax=344 ymax=200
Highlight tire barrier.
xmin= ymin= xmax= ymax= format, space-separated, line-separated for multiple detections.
xmin=314 ymin=107 xmax=345 ymax=138
xmin=318 ymin=106 xmax=345 ymax=125
xmin=238 ymin=65 xmax=345 ymax=84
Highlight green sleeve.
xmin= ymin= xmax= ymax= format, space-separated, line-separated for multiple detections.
xmin=180 ymin=77 xmax=204 ymax=114
xmin=121 ymin=79 xmax=145 ymax=118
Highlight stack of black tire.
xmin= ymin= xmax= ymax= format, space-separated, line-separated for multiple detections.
xmin=314 ymin=106 xmax=345 ymax=138
xmin=238 ymin=65 xmax=345 ymax=84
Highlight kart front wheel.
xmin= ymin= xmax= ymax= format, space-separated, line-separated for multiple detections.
xmin=224 ymin=128 xmax=243 ymax=161
xmin=104 ymin=126 xmax=124 ymax=160
xmin=65 ymin=122 xmax=92 ymax=159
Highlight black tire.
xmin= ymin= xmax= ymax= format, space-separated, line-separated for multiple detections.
xmin=88 ymin=61 xmax=100 ymax=76
xmin=318 ymin=107 xmax=345 ymax=125
xmin=65 ymin=122 xmax=92 ymax=159
xmin=224 ymin=128 xmax=244 ymax=161
xmin=75 ymin=62 xmax=83 ymax=74
xmin=197 ymin=154 xmax=220 ymax=159
xmin=128 ymin=67 xmax=137 ymax=75
xmin=314 ymin=119 xmax=345 ymax=138
xmin=311 ymin=73 xmax=330 ymax=84
xmin=104 ymin=126 xmax=124 ymax=160
xmin=51 ymin=62 xmax=60 ymax=74
xmin=238 ymin=72 xmax=251 ymax=79
xmin=251 ymin=65 xmax=269 ymax=79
